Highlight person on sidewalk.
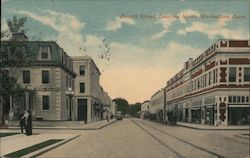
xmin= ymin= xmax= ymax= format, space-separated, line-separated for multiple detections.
xmin=26 ymin=110 xmax=33 ymax=136
xmin=19 ymin=111 xmax=25 ymax=134
xmin=106 ymin=112 xmax=110 ymax=123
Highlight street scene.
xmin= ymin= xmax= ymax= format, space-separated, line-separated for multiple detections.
xmin=1 ymin=0 xmax=250 ymax=158
xmin=1 ymin=119 xmax=249 ymax=158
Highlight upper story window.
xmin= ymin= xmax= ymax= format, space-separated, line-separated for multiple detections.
xmin=244 ymin=67 xmax=250 ymax=82
xmin=1 ymin=47 xmax=9 ymax=61
xmin=41 ymin=46 xmax=49 ymax=59
xmin=66 ymin=75 xmax=68 ymax=88
xmin=1 ymin=70 xmax=9 ymax=83
xmin=42 ymin=70 xmax=49 ymax=84
xmin=229 ymin=67 xmax=236 ymax=82
xmin=23 ymin=70 xmax=30 ymax=84
xmin=79 ymin=65 xmax=85 ymax=75
xmin=80 ymin=82 xmax=85 ymax=93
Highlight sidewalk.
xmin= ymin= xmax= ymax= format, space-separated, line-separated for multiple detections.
xmin=0 ymin=132 xmax=80 ymax=158
xmin=177 ymin=122 xmax=250 ymax=130
xmin=6 ymin=119 xmax=117 ymax=130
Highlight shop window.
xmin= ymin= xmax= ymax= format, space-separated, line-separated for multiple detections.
xmin=229 ymin=67 xmax=236 ymax=82
xmin=244 ymin=67 xmax=250 ymax=81
xmin=42 ymin=96 xmax=49 ymax=110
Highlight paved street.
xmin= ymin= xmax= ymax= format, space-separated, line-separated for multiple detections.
xmin=37 ymin=118 xmax=249 ymax=158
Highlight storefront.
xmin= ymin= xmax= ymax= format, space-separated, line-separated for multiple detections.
xmin=191 ymin=107 xmax=201 ymax=124
xmin=205 ymin=105 xmax=214 ymax=125
xmin=228 ymin=105 xmax=250 ymax=125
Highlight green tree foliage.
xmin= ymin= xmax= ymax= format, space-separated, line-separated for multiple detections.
xmin=129 ymin=102 xmax=141 ymax=117
xmin=112 ymin=98 xmax=129 ymax=115
xmin=7 ymin=16 xmax=28 ymax=34
xmin=0 ymin=15 xmax=29 ymax=125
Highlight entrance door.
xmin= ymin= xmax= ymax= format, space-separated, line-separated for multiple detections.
xmin=78 ymin=99 xmax=87 ymax=122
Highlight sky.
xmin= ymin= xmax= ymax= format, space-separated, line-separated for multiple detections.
xmin=1 ymin=0 xmax=249 ymax=104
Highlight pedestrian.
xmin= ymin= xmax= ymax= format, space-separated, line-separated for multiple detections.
xmin=106 ymin=112 xmax=109 ymax=123
xmin=26 ymin=110 xmax=33 ymax=136
xmin=21 ymin=110 xmax=29 ymax=135
xmin=19 ymin=111 xmax=25 ymax=134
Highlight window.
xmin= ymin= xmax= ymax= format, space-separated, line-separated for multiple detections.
xmin=80 ymin=83 xmax=85 ymax=93
xmin=229 ymin=96 xmax=232 ymax=103
xmin=1 ymin=70 xmax=9 ymax=82
xmin=66 ymin=98 xmax=68 ymax=110
xmin=23 ymin=70 xmax=30 ymax=84
xmin=42 ymin=96 xmax=49 ymax=110
xmin=42 ymin=70 xmax=49 ymax=84
xmin=2 ymin=47 xmax=9 ymax=61
xmin=232 ymin=96 xmax=237 ymax=103
xmin=66 ymin=75 xmax=68 ymax=88
xmin=79 ymin=65 xmax=85 ymax=75
xmin=229 ymin=67 xmax=236 ymax=82
xmin=246 ymin=97 xmax=249 ymax=102
xmin=41 ymin=46 xmax=48 ymax=59
xmin=244 ymin=67 xmax=250 ymax=81
xmin=242 ymin=96 xmax=245 ymax=103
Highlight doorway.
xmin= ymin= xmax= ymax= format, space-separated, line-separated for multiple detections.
xmin=78 ymin=99 xmax=87 ymax=122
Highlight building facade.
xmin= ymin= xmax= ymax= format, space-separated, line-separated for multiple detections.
xmin=150 ymin=89 xmax=165 ymax=121
xmin=1 ymin=35 xmax=76 ymax=121
xmin=1 ymin=34 xmax=112 ymax=123
xmin=140 ymin=100 xmax=150 ymax=119
xmin=165 ymin=39 xmax=250 ymax=126
xmin=72 ymin=56 xmax=112 ymax=123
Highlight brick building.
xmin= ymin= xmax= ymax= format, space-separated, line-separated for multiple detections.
xmin=165 ymin=39 xmax=250 ymax=126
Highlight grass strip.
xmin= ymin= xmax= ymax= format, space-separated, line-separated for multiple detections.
xmin=0 ymin=133 xmax=19 ymax=138
xmin=4 ymin=139 xmax=64 ymax=158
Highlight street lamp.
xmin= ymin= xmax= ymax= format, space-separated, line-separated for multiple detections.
xmin=65 ymin=87 xmax=74 ymax=121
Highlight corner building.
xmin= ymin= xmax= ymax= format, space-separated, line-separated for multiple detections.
xmin=1 ymin=35 xmax=76 ymax=121
xmin=72 ymin=56 xmax=112 ymax=123
xmin=165 ymin=40 xmax=250 ymax=126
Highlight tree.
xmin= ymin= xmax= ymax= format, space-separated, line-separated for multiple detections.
xmin=112 ymin=98 xmax=129 ymax=115
xmin=0 ymin=15 xmax=29 ymax=126
xmin=129 ymin=102 xmax=141 ymax=117
xmin=7 ymin=16 xmax=28 ymax=35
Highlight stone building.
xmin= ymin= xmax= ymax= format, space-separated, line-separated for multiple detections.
xmin=1 ymin=34 xmax=112 ymax=123
xmin=1 ymin=34 xmax=76 ymax=121
xmin=72 ymin=56 xmax=112 ymax=123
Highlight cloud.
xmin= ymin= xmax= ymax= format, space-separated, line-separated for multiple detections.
xmin=1 ymin=18 xmax=11 ymax=40
xmin=15 ymin=9 xmax=86 ymax=56
xmin=176 ymin=16 xmax=248 ymax=39
xmin=1 ymin=0 xmax=9 ymax=3
xmin=150 ymin=9 xmax=200 ymax=40
xmin=105 ymin=17 xmax=135 ymax=32
xmin=150 ymin=17 xmax=177 ymax=40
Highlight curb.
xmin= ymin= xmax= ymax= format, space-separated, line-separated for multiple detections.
xmin=6 ymin=120 xmax=117 ymax=131
xmin=177 ymin=124 xmax=250 ymax=130
xmin=22 ymin=134 xmax=81 ymax=158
